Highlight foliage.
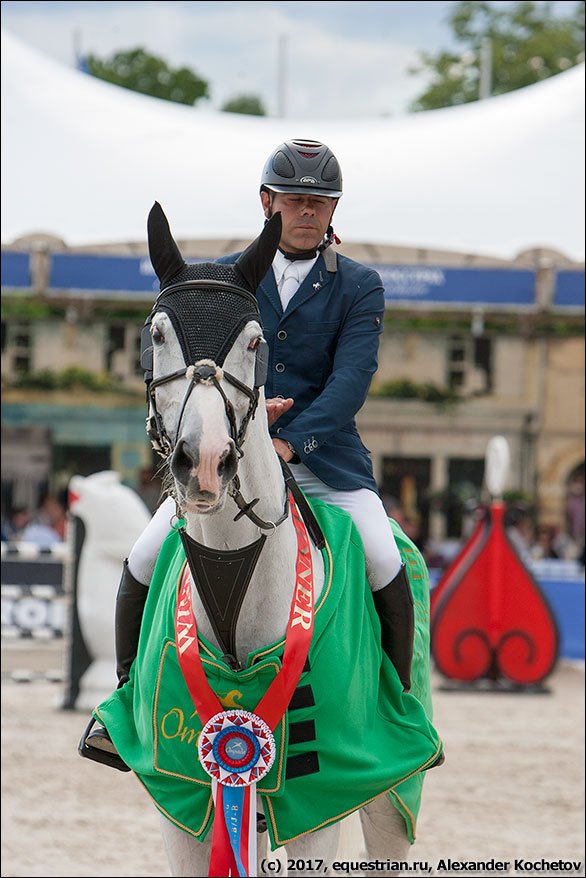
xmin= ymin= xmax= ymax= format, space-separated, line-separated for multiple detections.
xmin=10 ymin=367 xmax=121 ymax=392
xmin=221 ymin=94 xmax=266 ymax=115
xmin=409 ymin=0 xmax=585 ymax=110
xmin=87 ymin=47 xmax=209 ymax=106
xmin=369 ymin=378 xmax=460 ymax=405
xmin=1 ymin=298 xmax=63 ymax=320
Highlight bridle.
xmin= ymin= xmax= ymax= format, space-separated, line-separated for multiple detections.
xmin=140 ymin=279 xmax=289 ymax=531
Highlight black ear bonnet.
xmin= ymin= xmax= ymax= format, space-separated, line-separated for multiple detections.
xmin=141 ymin=261 xmax=269 ymax=390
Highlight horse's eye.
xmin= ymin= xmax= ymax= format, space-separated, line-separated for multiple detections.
xmin=248 ymin=336 xmax=261 ymax=351
xmin=152 ymin=326 xmax=165 ymax=345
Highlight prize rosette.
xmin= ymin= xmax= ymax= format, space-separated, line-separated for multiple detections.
xmin=198 ymin=709 xmax=276 ymax=787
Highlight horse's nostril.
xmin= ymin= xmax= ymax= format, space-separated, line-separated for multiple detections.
xmin=217 ymin=444 xmax=238 ymax=481
xmin=171 ymin=438 xmax=197 ymax=483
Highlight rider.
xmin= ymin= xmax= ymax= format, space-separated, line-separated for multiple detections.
xmin=110 ymin=139 xmax=414 ymax=717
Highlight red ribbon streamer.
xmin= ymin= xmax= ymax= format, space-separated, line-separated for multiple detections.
xmin=174 ymin=493 xmax=315 ymax=876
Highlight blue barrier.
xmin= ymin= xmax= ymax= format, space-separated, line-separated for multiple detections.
xmin=1 ymin=251 xmax=31 ymax=289
xmin=2 ymin=249 xmax=585 ymax=310
xmin=538 ymin=578 xmax=585 ymax=661
xmin=370 ymin=265 xmax=536 ymax=306
xmin=554 ymin=270 xmax=585 ymax=308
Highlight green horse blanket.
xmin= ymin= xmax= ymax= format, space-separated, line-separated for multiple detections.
xmin=95 ymin=498 xmax=442 ymax=851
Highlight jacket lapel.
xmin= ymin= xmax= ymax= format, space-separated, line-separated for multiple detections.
xmin=258 ymin=268 xmax=283 ymax=317
xmin=284 ymin=255 xmax=332 ymax=318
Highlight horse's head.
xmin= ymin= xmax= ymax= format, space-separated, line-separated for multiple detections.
xmin=142 ymin=202 xmax=281 ymax=515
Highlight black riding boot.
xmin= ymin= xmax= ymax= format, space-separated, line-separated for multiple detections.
xmin=79 ymin=560 xmax=149 ymax=770
xmin=372 ymin=563 xmax=414 ymax=692
xmin=114 ymin=558 xmax=150 ymax=685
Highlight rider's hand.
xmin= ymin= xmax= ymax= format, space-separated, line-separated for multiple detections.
xmin=272 ymin=438 xmax=294 ymax=462
xmin=266 ymin=397 xmax=294 ymax=427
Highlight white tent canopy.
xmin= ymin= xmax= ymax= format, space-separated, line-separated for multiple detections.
xmin=2 ymin=28 xmax=584 ymax=262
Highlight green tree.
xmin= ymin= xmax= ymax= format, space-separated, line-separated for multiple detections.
xmin=87 ymin=47 xmax=209 ymax=106
xmin=221 ymin=94 xmax=266 ymax=115
xmin=409 ymin=0 xmax=585 ymax=111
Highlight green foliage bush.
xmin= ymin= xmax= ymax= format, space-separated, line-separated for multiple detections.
xmin=11 ymin=367 xmax=120 ymax=392
xmin=370 ymin=378 xmax=459 ymax=405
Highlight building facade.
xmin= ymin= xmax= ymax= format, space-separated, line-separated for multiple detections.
xmin=2 ymin=235 xmax=584 ymax=550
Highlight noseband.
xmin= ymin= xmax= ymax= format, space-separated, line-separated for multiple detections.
xmin=140 ymin=279 xmax=288 ymax=531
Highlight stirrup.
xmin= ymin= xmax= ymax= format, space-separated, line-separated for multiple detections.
xmin=78 ymin=716 xmax=131 ymax=772
xmin=425 ymin=749 xmax=446 ymax=770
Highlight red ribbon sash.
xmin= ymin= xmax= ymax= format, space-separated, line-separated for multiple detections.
xmin=174 ymin=493 xmax=315 ymax=876
xmin=174 ymin=492 xmax=315 ymax=731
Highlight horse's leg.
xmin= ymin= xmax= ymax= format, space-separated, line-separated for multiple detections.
xmin=284 ymin=822 xmax=340 ymax=876
xmin=160 ymin=815 xmax=211 ymax=877
xmin=359 ymin=794 xmax=411 ymax=874
xmin=159 ymin=814 xmax=270 ymax=877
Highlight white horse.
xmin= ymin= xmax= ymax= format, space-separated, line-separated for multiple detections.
xmin=89 ymin=203 xmax=441 ymax=877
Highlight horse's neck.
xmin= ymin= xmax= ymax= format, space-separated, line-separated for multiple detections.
xmin=183 ymin=413 xmax=325 ymax=661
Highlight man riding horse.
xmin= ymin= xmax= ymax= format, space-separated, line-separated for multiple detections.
xmin=119 ymin=139 xmax=414 ymax=695
xmin=81 ymin=140 xmax=442 ymax=875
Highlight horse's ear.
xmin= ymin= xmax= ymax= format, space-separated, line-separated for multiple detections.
xmin=147 ymin=202 xmax=187 ymax=288
xmin=235 ymin=213 xmax=282 ymax=292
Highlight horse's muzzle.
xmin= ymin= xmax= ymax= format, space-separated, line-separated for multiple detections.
xmin=170 ymin=437 xmax=238 ymax=504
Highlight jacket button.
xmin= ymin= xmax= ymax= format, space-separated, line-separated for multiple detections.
xmin=275 ymin=363 xmax=285 ymax=373
xmin=277 ymin=330 xmax=287 ymax=340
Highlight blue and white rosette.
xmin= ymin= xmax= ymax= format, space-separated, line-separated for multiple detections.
xmin=198 ymin=709 xmax=276 ymax=877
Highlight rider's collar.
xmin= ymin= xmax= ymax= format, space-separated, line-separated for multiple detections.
xmin=272 ymin=250 xmax=318 ymax=289
xmin=278 ymin=246 xmax=319 ymax=262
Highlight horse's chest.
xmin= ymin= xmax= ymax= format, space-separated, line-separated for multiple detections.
xmin=188 ymin=545 xmax=325 ymax=663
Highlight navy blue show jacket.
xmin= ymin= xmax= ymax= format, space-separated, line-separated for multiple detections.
xmin=216 ymin=250 xmax=385 ymax=492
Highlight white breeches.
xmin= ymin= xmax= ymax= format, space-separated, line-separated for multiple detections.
xmin=288 ymin=463 xmax=402 ymax=591
xmin=128 ymin=467 xmax=402 ymax=592
xmin=127 ymin=495 xmax=177 ymax=585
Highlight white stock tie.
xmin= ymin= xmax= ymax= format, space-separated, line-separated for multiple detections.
xmin=279 ymin=262 xmax=301 ymax=311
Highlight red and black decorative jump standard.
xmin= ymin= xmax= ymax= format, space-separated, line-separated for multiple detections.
xmin=430 ymin=502 xmax=559 ymax=686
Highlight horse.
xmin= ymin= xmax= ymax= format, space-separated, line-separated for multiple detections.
xmin=88 ymin=203 xmax=442 ymax=877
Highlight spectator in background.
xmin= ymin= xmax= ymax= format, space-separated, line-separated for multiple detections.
xmin=136 ymin=467 xmax=163 ymax=514
xmin=505 ymin=503 xmax=534 ymax=566
xmin=1 ymin=507 xmax=31 ymax=541
xmin=565 ymin=471 xmax=585 ymax=562
xmin=20 ymin=495 xmax=66 ymax=547
xmin=531 ymin=523 xmax=561 ymax=561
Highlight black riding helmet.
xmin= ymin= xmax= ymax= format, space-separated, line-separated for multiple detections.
xmin=260 ymin=139 xmax=343 ymax=199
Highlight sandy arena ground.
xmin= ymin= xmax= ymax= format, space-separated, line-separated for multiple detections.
xmin=1 ymin=640 xmax=584 ymax=878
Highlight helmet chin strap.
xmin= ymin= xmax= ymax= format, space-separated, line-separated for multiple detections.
xmin=318 ymin=223 xmax=341 ymax=252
